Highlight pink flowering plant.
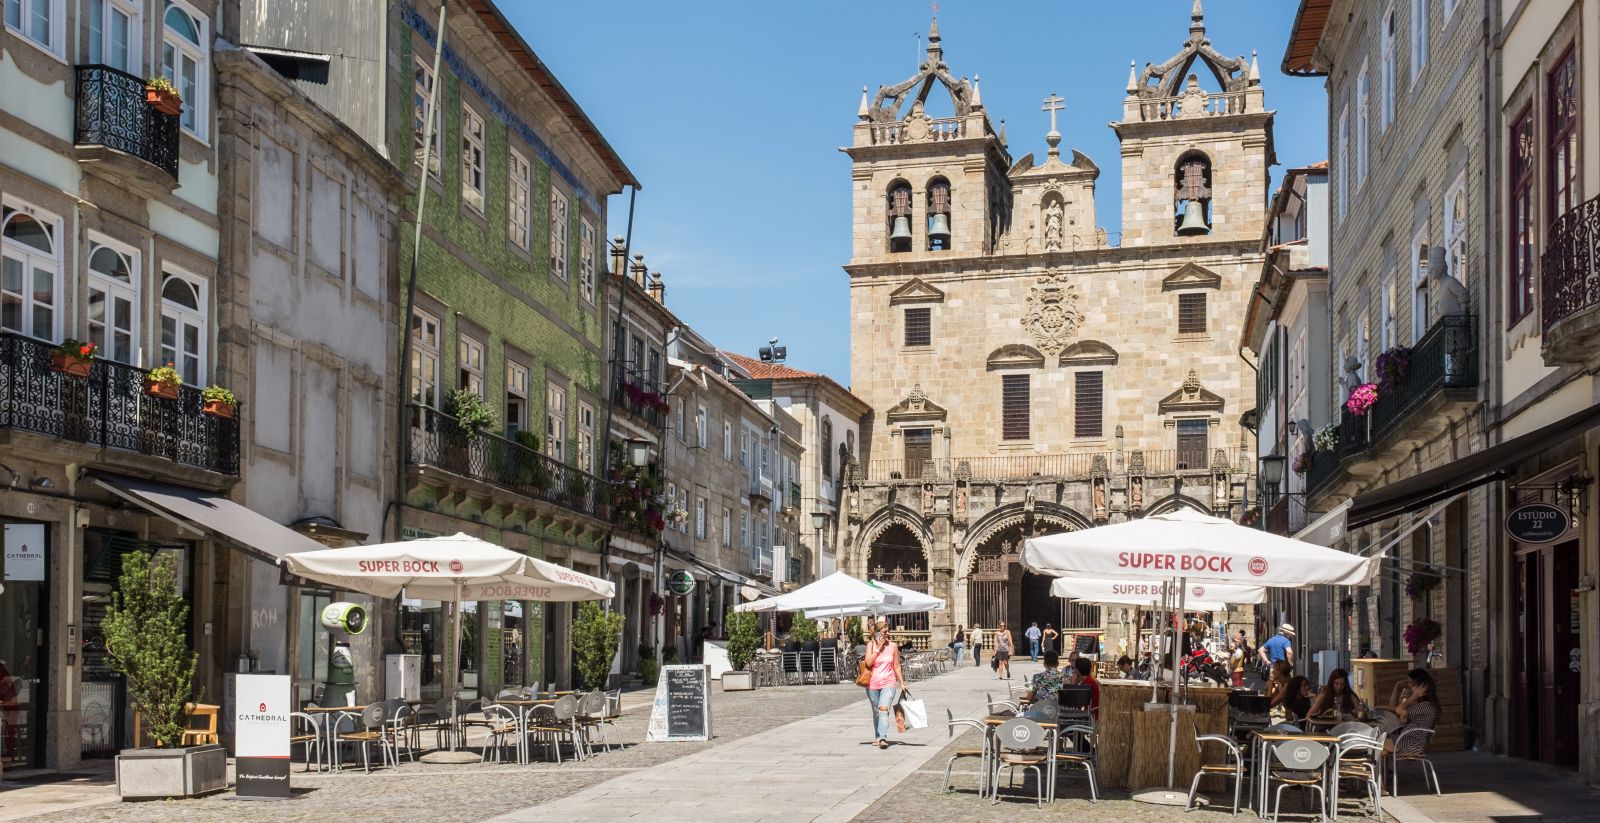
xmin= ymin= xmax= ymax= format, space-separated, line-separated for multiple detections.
xmin=1291 ymin=451 xmax=1312 ymax=475
xmin=1346 ymin=383 xmax=1379 ymax=416
xmin=1403 ymin=617 xmax=1441 ymax=656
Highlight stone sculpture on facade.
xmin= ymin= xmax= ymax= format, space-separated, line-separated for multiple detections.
xmin=1022 ymin=268 xmax=1085 ymax=356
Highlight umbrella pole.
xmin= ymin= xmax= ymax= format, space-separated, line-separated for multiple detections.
xmin=451 ymin=580 xmax=463 ymax=751
xmin=1166 ymin=576 xmax=1187 ymax=789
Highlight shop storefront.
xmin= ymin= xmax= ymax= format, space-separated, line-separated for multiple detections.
xmin=1 ymin=520 xmax=49 ymax=771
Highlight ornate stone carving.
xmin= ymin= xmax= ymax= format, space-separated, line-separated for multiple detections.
xmin=1093 ymin=476 xmax=1107 ymax=520
xmin=1043 ymin=198 xmax=1064 ymax=250
xmin=1159 ymin=369 xmax=1225 ymax=413
xmin=1129 ymin=449 xmax=1146 ymax=475
xmin=921 ymin=485 xmax=935 ymax=516
xmin=1130 ymin=475 xmax=1144 ymax=512
xmin=1022 ymin=268 xmax=1084 ymax=357
xmin=886 ymin=384 xmax=949 ymax=423
xmin=954 ymin=485 xmax=969 ymax=525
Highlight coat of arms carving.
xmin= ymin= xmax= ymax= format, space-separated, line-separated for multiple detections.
xmin=1022 ymin=268 xmax=1083 ymax=357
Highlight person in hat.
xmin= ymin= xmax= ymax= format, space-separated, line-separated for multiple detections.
xmin=1258 ymin=623 xmax=1296 ymax=672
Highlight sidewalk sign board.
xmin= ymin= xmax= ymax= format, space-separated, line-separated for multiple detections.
xmin=234 ymin=674 xmax=291 ymax=799
xmin=646 ymin=664 xmax=711 ymax=742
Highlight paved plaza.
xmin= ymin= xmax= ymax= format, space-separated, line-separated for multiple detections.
xmin=5 ymin=660 xmax=1599 ymax=822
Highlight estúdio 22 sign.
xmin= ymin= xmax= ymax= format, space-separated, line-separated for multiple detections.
xmin=1504 ymin=502 xmax=1570 ymax=545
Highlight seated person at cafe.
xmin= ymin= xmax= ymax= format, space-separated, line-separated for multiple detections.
xmin=1116 ymin=655 xmax=1135 ymax=679
xmin=1072 ymin=657 xmax=1101 ymax=718
xmin=1308 ymin=667 xmax=1360 ymax=719
xmin=1031 ymin=651 xmax=1067 ymax=701
xmin=1265 ymin=660 xmax=1294 ymax=721
xmin=1280 ymin=675 xmax=1313 ymax=721
xmin=1382 ymin=668 xmax=1440 ymax=757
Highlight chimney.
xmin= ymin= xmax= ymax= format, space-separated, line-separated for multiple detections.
xmin=648 ymin=270 xmax=665 ymax=304
xmin=609 ymin=235 xmax=626 ymax=279
xmin=630 ymin=253 xmax=647 ymax=287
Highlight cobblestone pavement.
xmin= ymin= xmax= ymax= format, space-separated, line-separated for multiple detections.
xmin=14 ymin=682 xmax=865 ymax=822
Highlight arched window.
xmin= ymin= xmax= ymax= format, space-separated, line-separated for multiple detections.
xmin=820 ymin=416 xmax=834 ymax=480
xmin=162 ymin=1 xmax=209 ymax=137
xmin=88 ymin=236 xmax=140 ymax=364
xmin=160 ymin=269 xmax=207 ymax=384
xmin=926 ymin=177 xmax=951 ymax=251
xmin=1 ymin=204 xmax=61 ymax=341
xmin=887 ymin=182 xmax=913 ymax=252
xmin=1174 ymin=151 xmax=1212 ymax=236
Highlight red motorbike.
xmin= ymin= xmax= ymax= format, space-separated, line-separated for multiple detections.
xmin=1182 ymin=646 xmax=1231 ymax=685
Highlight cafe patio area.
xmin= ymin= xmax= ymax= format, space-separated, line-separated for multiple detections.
xmin=5 ymin=659 xmax=1600 ymax=822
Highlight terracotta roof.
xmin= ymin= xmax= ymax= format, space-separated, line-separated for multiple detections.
xmin=1282 ymin=0 xmax=1333 ymax=77
xmin=721 ymin=351 xmax=820 ymax=380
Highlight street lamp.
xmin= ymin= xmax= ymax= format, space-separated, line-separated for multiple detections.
xmin=626 ymin=439 xmax=652 ymax=468
xmin=1258 ymin=453 xmax=1286 ymax=531
xmin=809 ymin=511 xmax=828 ymax=582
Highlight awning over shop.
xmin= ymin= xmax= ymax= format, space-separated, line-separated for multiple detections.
xmin=91 ymin=472 xmax=327 ymax=564
xmin=1292 ymin=500 xmax=1350 ymax=547
xmin=1344 ymin=403 xmax=1600 ymax=529
xmin=664 ymin=548 xmax=747 ymax=588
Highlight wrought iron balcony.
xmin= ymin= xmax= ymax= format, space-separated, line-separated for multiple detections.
xmin=0 ymin=333 xmax=238 ymax=475
xmin=73 ymin=65 xmax=180 ymax=186
xmin=407 ymin=404 xmax=605 ymax=519
xmin=1541 ymin=194 xmax=1600 ymax=366
xmin=748 ymin=475 xmax=773 ymax=504
xmin=1367 ymin=315 xmax=1478 ymax=445
xmin=1305 ymin=445 xmax=1342 ymax=498
xmin=614 ymin=376 xmax=667 ymax=429
xmin=787 ymin=480 xmax=802 ymax=509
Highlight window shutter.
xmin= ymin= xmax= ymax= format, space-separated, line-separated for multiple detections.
xmin=1178 ymin=292 xmax=1208 ymax=335
xmin=904 ymin=307 xmax=931 ymax=346
xmin=1001 ymin=374 xmax=1030 ymax=440
xmin=1073 ymin=371 xmax=1103 ymax=438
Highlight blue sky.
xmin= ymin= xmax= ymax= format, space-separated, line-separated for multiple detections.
xmin=511 ymin=1 xmax=1328 ymax=384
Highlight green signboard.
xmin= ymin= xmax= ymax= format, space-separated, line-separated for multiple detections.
xmin=668 ymin=570 xmax=695 ymax=596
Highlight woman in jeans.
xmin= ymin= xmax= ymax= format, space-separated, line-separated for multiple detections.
xmin=951 ymin=625 xmax=966 ymax=667
xmin=863 ymin=618 xmax=905 ymax=749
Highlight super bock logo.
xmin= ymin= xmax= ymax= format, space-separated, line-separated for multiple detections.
xmin=1248 ymin=557 xmax=1268 ymax=576
xmin=449 ymin=559 xmax=464 ymax=574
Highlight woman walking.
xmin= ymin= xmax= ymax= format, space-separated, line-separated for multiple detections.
xmin=970 ymin=624 xmax=985 ymax=668
xmin=952 ymin=625 xmax=966 ymax=667
xmin=994 ymin=621 xmax=1015 ymax=679
xmin=863 ymin=618 xmax=905 ymax=749
xmin=1041 ymin=623 xmax=1059 ymax=657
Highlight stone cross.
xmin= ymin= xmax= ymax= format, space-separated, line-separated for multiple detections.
xmin=1042 ymin=94 xmax=1064 ymax=134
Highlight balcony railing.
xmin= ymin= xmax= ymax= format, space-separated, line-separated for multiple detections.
xmin=1136 ymin=89 xmax=1253 ymax=121
xmin=1305 ymin=445 xmax=1342 ymax=497
xmin=408 ymin=404 xmax=605 ymax=519
xmin=748 ymin=475 xmax=773 ymax=503
xmin=1338 ymin=406 xmax=1369 ymax=457
xmin=0 ymin=333 xmax=238 ymax=475
xmin=74 ymin=65 xmax=180 ymax=182
xmin=787 ymin=480 xmax=801 ymax=509
xmin=1541 ymin=194 xmax=1600 ymax=342
xmin=614 ymin=376 xmax=666 ymax=429
xmin=861 ymin=449 xmax=1243 ymax=483
xmin=1367 ymin=315 xmax=1477 ymax=444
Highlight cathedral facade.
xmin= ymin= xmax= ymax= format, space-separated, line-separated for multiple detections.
xmin=840 ymin=6 xmax=1274 ymax=650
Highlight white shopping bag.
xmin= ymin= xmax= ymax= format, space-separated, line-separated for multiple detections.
xmin=899 ymin=690 xmax=928 ymax=730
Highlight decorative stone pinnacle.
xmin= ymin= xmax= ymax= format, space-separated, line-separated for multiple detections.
xmin=970 ymin=73 xmax=982 ymax=109
xmin=858 ymin=86 xmax=870 ymax=120
xmin=1249 ymin=50 xmax=1261 ymax=84
xmin=1126 ymin=60 xmax=1139 ymax=93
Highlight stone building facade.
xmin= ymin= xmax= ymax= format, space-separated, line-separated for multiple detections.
xmin=841 ymin=7 xmax=1268 ymax=649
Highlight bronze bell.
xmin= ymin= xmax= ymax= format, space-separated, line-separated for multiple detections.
xmin=927 ymin=213 xmax=951 ymax=246
xmin=889 ymin=215 xmax=913 ymax=246
xmin=1177 ymin=200 xmax=1210 ymax=236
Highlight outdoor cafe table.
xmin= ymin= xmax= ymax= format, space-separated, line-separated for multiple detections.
xmin=1249 ymin=731 xmax=1341 ymax=819
xmin=496 ymin=698 xmax=561 ymax=764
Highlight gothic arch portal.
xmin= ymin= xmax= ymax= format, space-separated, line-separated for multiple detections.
xmin=1146 ymin=493 xmax=1213 ymax=516
xmin=957 ymin=502 xmax=1091 ymax=579
xmin=853 ymin=505 xmax=933 ymax=574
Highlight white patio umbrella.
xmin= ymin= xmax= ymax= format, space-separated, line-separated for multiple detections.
xmin=1022 ymin=508 xmax=1378 ymax=802
xmin=281 ymin=532 xmax=613 ymax=752
xmin=802 ymin=579 xmax=946 ymax=620
xmin=734 ymin=571 xmax=902 ymax=616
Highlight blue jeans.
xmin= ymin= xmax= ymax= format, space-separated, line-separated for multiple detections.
xmin=1030 ymin=639 xmax=1041 ymax=659
xmin=952 ymin=641 xmax=965 ymax=667
xmin=867 ymin=684 xmax=900 ymax=740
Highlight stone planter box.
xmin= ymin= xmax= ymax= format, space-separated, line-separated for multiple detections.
xmin=722 ymin=670 xmax=754 ymax=691
xmin=115 ymin=744 xmax=227 ymax=799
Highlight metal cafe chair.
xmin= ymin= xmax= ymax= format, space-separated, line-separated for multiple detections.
xmin=1187 ymin=733 xmax=1246 ymax=815
xmin=990 ymin=717 xmax=1052 ymax=808
xmin=1331 ymin=730 xmax=1386 ymax=819
xmin=1387 ymin=727 xmax=1441 ymax=796
xmin=333 ymin=704 xmax=390 ymax=773
xmin=1264 ymin=738 xmax=1331 ymax=822
xmin=289 ymin=711 xmax=325 ymax=772
xmin=479 ymin=704 xmax=522 ymax=764
xmin=1052 ymin=722 xmax=1100 ymax=803
xmin=940 ymin=708 xmax=991 ymax=795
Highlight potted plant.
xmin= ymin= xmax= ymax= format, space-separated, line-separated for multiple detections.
xmin=1312 ymin=424 xmax=1339 ymax=453
xmin=1345 ymin=383 xmax=1379 ymax=416
xmin=443 ymin=388 xmax=499 ymax=435
xmin=145 ymin=363 xmax=181 ymax=399
xmin=1403 ymin=616 xmax=1442 ymax=660
xmin=145 ymin=77 xmax=182 ymax=115
xmin=722 ymin=610 xmax=760 ymax=691
xmin=573 ymin=601 xmax=625 ymax=690
xmin=200 ymin=385 xmax=236 ymax=418
xmin=1375 ymin=346 xmax=1412 ymax=392
xmin=563 ymin=472 xmax=591 ymax=507
xmin=638 ymin=643 xmax=659 ymax=686
xmin=50 ymin=338 xmax=97 ymax=378
xmin=1291 ymin=450 xmax=1311 ymax=476
xmin=105 ymin=550 xmax=224 ymax=799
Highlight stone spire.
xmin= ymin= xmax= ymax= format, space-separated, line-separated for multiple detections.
xmin=857 ymin=86 xmax=870 ymax=120
xmin=970 ymin=74 xmax=982 ymax=109
xmin=926 ymin=14 xmax=942 ymax=64
xmin=1126 ymin=60 xmax=1139 ymax=94
xmin=1190 ymin=0 xmax=1205 ymax=35
xmin=1249 ymin=50 xmax=1261 ymax=84
xmin=998 ymin=117 xmax=1007 ymax=146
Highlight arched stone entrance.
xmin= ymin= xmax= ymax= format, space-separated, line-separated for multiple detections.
xmin=867 ymin=523 xmax=931 ymax=637
xmin=959 ymin=506 xmax=1093 ymax=640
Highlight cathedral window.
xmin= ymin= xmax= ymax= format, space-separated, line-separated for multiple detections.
xmin=1175 ymin=419 xmax=1209 ymax=470
xmin=926 ymin=178 xmax=952 ymax=251
xmin=903 ymin=307 xmax=930 ymax=347
xmin=1073 ymin=371 xmax=1103 ymax=438
xmin=1174 ymin=152 xmax=1212 ymax=236
xmin=1001 ymin=374 xmax=1030 ymax=440
xmin=1177 ymin=292 xmax=1208 ymax=335
xmin=887 ymin=182 xmax=913 ymax=253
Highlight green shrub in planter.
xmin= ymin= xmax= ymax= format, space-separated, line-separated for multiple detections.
xmin=725 ymin=609 xmax=760 ymax=671
xmin=573 ymin=601 xmax=624 ymax=690
xmin=104 ymin=551 xmax=196 ymax=749
xmin=787 ymin=613 xmax=818 ymax=644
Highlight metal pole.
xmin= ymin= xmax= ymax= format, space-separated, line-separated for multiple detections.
xmin=394 ymin=0 xmax=450 ymax=545
xmin=1167 ymin=575 xmax=1187 ymax=789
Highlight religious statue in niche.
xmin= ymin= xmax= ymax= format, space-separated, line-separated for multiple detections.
xmin=1043 ymin=199 xmax=1064 ymax=250
xmin=1130 ymin=476 xmax=1144 ymax=512
xmin=1427 ymin=245 xmax=1469 ymax=319
xmin=1093 ymin=477 xmax=1107 ymax=519
xmin=954 ymin=485 xmax=969 ymax=524
xmin=1024 ymin=484 xmax=1037 ymax=513
xmin=921 ymin=485 xmax=935 ymax=517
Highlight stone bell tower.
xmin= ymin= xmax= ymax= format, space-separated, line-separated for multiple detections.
xmin=1114 ymin=0 xmax=1274 ymax=247
xmin=844 ymin=16 xmax=1013 ymax=265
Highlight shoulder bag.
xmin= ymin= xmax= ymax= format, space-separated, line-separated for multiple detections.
xmin=855 ymin=646 xmax=875 ymax=687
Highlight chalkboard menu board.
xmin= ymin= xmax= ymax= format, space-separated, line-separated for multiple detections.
xmin=646 ymin=664 xmax=712 ymax=742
